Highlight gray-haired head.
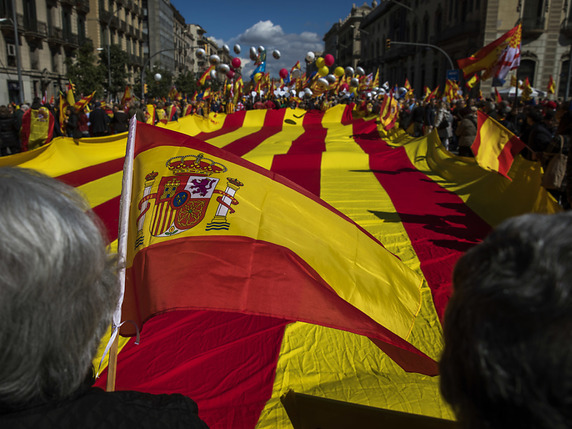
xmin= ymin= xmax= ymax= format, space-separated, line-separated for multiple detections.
xmin=0 ymin=167 xmax=118 ymax=409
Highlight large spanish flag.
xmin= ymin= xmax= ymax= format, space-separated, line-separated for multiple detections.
xmin=0 ymin=105 xmax=559 ymax=429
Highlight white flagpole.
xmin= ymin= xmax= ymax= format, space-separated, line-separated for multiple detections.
xmin=106 ymin=115 xmax=138 ymax=391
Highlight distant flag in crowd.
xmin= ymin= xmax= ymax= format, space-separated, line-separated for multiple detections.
xmin=494 ymin=87 xmax=502 ymax=103
xmin=20 ymin=106 xmax=55 ymax=151
xmin=522 ymin=77 xmax=533 ymax=100
xmin=121 ymin=85 xmax=133 ymax=106
xmin=465 ymin=74 xmax=479 ymax=89
xmin=250 ymin=49 xmax=267 ymax=80
xmin=66 ymin=81 xmax=75 ymax=106
xmin=458 ymin=23 xmax=521 ymax=81
xmin=41 ymin=90 xmax=47 ymax=105
xmin=510 ymin=74 xmax=518 ymax=87
xmin=404 ymin=78 xmax=414 ymax=100
xmin=168 ymin=86 xmax=179 ymax=100
xmin=373 ymin=68 xmax=380 ymax=89
xmin=472 ymin=110 xmax=526 ymax=179
xmin=379 ymin=94 xmax=399 ymax=130
xmin=199 ymin=65 xmax=214 ymax=86
xmin=74 ymin=91 xmax=96 ymax=112
xmin=423 ymin=86 xmax=431 ymax=101
xmin=548 ymin=75 xmax=555 ymax=94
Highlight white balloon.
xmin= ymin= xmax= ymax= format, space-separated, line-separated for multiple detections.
xmin=298 ymin=91 xmax=305 ymax=98
xmin=195 ymin=48 xmax=206 ymax=59
xmin=326 ymin=74 xmax=336 ymax=84
xmin=272 ymin=49 xmax=281 ymax=59
xmin=222 ymin=44 xmax=230 ymax=54
xmin=317 ymin=78 xmax=329 ymax=89
xmin=154 ymin=73 xmax=162 ymax=81
xmin=291 ymin=69 xmax=301 ymax=79
xmin=345 ymin=66 xmax=354 ymax=76
xmin=209 ymin=54 xmax=220 ymax=65
xmin=210 ymin=69 xmax=217 ymax=80
xmin=304 ymin=87 xmax=313 ymax=96
xmin=233 ymin=44 xmax=241 ymax=54
xmin=258 ymin=45 xmax=265 ymax=53
xmin=217 ymin=63 xmax=230 ymax=74
xmin=305 ymin=51 xmax=315 ymax=62
xmin=378 ymin=88 xmax=386 ymax=95
xmin=350 ymin=77 xmax=359 ymax=87
xmin=249 ymin=46 xmax=258 ymax=61
xmin=356 ymin=66 xmax=365 ymax=76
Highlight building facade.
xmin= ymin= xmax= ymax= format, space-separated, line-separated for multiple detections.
xmin=324 ymin=0 xmax=572 ymax=100
xmin=0 ymin=0 xmax=207 ymax=105
xmin=0 ymin=0 xmax=91 ymax=104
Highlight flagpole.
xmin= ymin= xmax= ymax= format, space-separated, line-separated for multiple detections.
xmin=106 ymin=115 xmax=138 ymax=391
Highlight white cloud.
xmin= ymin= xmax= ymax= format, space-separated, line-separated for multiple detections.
xmin=223 ymin=20 xmax=324 ymax=81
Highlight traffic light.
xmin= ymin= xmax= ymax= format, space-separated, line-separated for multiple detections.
xmin=385 ymin=38 xmax=391 ymax=49
xmin=144 ymin=83 xmax=148 ymax=94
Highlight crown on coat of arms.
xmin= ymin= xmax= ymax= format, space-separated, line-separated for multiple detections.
xmin=166 ymin=154 xmax=227 ymax=176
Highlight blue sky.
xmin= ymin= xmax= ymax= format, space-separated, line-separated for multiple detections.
xmin=170 ymin=0 xmax=368 ymax=78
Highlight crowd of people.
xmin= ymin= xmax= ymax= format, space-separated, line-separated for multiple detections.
xmin=1 ymin=91 xmax=571 ymax=206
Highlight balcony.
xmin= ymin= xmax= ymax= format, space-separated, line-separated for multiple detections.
xmin=522 ymin=16 xmax=545 ymax=36
xmin=62 ymin=32 xmax=79 ymax=47
xmin=99 ymin=9 xmax=112 ymax=24
xmin=433 ymin=20 xmax=481 ymax=45
xmin=48 ymin=26 xmax=65 ymax=44
xmin=24 ymin=21 xmax=48 ymax=39
xmin=77 ymin=0 xmax=90 ymax=13
xmin=561 ymin=18 xmax=572 ymax=37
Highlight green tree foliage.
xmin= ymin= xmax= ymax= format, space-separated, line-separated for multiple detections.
xmin=174 ymin=70 xmax=197 ymax=98
xmin=145 ymin=64 xmax=173 ymax=100
xmin=99 ymin=44 xmax=131 ymax=101
xmin=65 ymin=39 xmax=104 ymax=98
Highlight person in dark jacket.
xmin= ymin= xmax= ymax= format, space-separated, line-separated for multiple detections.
xmin=0 ymin=167 xmax=209 ymax=429
xmin=110 ymin=104 xmax=129 ymax=134
xmin=89 ymin=101 xmax=110 ymax=137
xmin=0 ymin=105 xmax=20 ymax=155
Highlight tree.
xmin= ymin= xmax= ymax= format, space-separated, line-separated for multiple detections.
xmin=145 ymin=63 xmax=173 ymax=100
xmin=65 ymin=39 xmax=105 ymax=98
xmin=174 ymin=70 xmax=197 ymax=98
xmin=99 ymin=44 xmax=131 ymax=101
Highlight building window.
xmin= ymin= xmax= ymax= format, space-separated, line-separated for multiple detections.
xmin=518 ymin=59 xmax=536 ymax=85
xmin=559 ymin=60 xmax=572 ymax=99
xmin=0 ymin=0 xmax=13 ymax=17
xmin=23 ymin=0 xmax=38 ymax=31
xmin=522 ymin=0 xmax=545 ymax=30
xmin=62 ymin=7 xmax=72 ymax=39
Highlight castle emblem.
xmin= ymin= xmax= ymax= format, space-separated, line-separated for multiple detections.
xmin=135 ymin=153 xmax=243 ymax=248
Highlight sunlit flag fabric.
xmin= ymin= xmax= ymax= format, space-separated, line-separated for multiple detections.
xmin=458 ymin=24 xmax=521 ymax=81
xmin=0 ymin=105 xmax=559 ymax=429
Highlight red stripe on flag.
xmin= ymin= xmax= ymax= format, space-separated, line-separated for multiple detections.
xmin=193 ymin=110 xmax=247 ymax=141
xmin=123 ymin=235 xmax=438 ymax=374
xmin=92 ymin=196 xmax=120 ymax=244
xmin=95 ymin=310 xmax=288 ymax=429
xmin=221 ymin=109 xmax=286 ymax=156
xmin=56 ymin=158 xmax=125 ymax=188
xmin=270 ymin=110 xmax=326 ymax=196
xmin=353 ymin=120 xmax=492 ymax=318
xmin=497 ymin=135 xmax=526 ymax=177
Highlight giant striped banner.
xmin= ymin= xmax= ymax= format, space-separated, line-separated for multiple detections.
xmin=0 ymin=105 xmax=558 ymax=428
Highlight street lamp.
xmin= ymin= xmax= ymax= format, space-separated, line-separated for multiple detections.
xmin=0 ymin=2 xmax=24 ymax=104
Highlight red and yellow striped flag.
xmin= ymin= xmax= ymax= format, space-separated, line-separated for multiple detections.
xmin=472 ymin=110 xmax=526 ymax=179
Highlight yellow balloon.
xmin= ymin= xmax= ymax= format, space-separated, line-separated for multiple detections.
xmin=318 ymin=66 xmax=329 ymax=77
xmin=334 ymin=66 xmax=345 ymax=77
xmin=254 ymin=73 xmax=262 ymax=82
xmin=315 ymin=57 xmax=325 ymax=68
